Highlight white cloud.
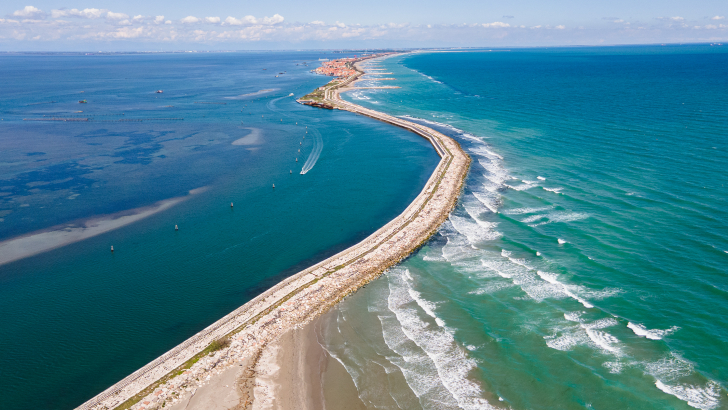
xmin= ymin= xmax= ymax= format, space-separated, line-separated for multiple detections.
xmin=165 ymin=20 xmax=172 ymax=25
xmin=181 ymin=16 xmax=200 ymax=24
xmin=310 ymin=20 xmax=325 ymax=25
xmin=482 ymin=22 xmax=510 ymax=28
xmin=555 ymin=24 xmax=566 ymax=29
xmin=106 ymin=12 xmax=129 ymax=20
xmin=205 ymin=17 xmax=220 ymax=24
xmin=336 ymin=21 xmax=346 ymax=28
xmin=711 ymin=16 xmax=725 ymax=20
xmin=224 ymin=16 xmax=243 ymax=25
xmin=52 ymin=8 xmax=105 ymax=19
xmin=670 ymin=16 xmax=684 ymax=21
xmin=13 ymin=6 xmax=45 ymax=19
xmin=133 ymin=15 xmax=144 ymax=22
xmin=223 ymin=14 xmax=282 ymax=26
xmin=109 ymin=26 xmax=144 ymax=38
xmin=224 ymin=16 xmax=256 ymax=25
xmin=263 ymin=14 xmax=284 ymax=25
xmin=0 ymin=18 xmax=21 ymax=24
xmin=154 ymin=15 xmax=164 ymax=24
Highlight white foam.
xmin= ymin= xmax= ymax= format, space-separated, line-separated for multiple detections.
xmin=583 ymin=318 xmax=619 ymax=329
xmin=543 ymin=187 xmax=564 ymax=194
xmin=449 ymin=214 xmax=501 ymax=244
xmin=537 ymin=176 xmax=546 ymax=180
xmin=655 ymin=380 xmax=721 ymax=410
xmin=627 ymin=322 xmax=680 ymax=340
xmin=564 ymin=311 xmax=585 ymax=322
xmin=472 ymin=191 xmax=499 ymax=213
xmin=585 ymin=328 xmax=620 ymax=354
xmin=536 ymin=271 xmax=594 ymax=308
xmin=521 ymin=214 xmax=548 ymax=224
xmin=536 ymin=270 xmax=559 ymax=284
xmin=469 ymin=281 xmax=514 ymax=295
xmin=407 ymin=286 xmax=440 ymax=323
xmin=529 ymin=212 xmax=589 ymax=227
xmin=503 ymin=206 xmax=554 ymax=215
xmin=558 ymin=239 xmax=567 ymax=245
xmin=505 ymin=182 xmax=539 ymax=191
xmin=385 ymin=269 xmax=496 ymax=409
xmin=644 ymin=355 xmax=694 ymax=382
xmin=544 ymin=328 xmax=590 ymax=351
xmin=603 ymin=361 xmax=624 ymax=374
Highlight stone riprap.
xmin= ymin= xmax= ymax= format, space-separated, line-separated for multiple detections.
xmin=77 ymin=53 xmax=470 ymax=410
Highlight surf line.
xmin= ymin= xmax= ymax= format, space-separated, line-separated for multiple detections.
xmin=78 ymin=53 xmax=471 ymax=410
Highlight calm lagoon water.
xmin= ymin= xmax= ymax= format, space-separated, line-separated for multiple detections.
xmin=0 ymin=52 xmax=439 ymax=409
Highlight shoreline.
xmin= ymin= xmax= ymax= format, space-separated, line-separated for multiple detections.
xmin=77 ymin=52 xmax=471 ymax=410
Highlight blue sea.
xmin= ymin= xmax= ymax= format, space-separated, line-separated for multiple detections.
xmin=321 ymin=45 xmax=728 ymax=410
xmin=0 ymin=52 xmax=439 ymax=409
xmin=2 ymin=46 xmax=727 ymax=410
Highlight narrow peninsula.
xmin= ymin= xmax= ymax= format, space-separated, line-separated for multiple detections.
xmin=78 ymin=53 xmax=471 ymax=410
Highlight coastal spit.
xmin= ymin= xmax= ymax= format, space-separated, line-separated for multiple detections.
xmin=77 ymin=53 xmax=471 ymax=410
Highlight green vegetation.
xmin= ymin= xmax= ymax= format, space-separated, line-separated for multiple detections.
xmin=206 ymin=338 xmax=231 ymax=353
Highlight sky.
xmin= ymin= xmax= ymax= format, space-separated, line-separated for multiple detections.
xmin=0 ymin=0 xmax=726 ymax=50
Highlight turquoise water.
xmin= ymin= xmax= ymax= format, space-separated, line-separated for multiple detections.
xmin=325 ymin=45 xmax=728 ymax=409
xmin=0 ymin=53 xmax=439 ymax=409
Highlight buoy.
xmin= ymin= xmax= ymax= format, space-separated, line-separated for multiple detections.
xmin=290 ymin=170 xmax=292 ymax=174
xmin=175 ymin=225 xmax=178 ymax=231
xmin=231 ymin=202 xmax=234 ymax=207
xmin=296 ymin=158 xmax=298 ymax=162
xmin=272 ymin=184 xmax=275 ymax=188
xmin=300 ymin=142 xmax=302 ymax=145
xmin=110 ymin=246 xmax=114 ymax=252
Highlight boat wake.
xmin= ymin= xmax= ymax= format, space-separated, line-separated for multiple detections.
xmin=300 ymin=129 xmax=323 ymax=175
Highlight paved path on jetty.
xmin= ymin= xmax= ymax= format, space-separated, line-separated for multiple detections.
xmin=77 ymin=54 xmax=470 ymax=410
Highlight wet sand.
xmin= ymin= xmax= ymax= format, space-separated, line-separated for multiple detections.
xmin=251 ymin=314 xmax=367 ymax=410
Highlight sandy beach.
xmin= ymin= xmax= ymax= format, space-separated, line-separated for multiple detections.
xmin=77 ymin=53 xmax=470 ymax=410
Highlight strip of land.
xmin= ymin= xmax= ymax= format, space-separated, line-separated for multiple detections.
xmin=77 ymin=53 xmax=470 ymax=410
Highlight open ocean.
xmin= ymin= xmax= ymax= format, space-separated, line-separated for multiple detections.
xmin=0 ymin=52 xmax=440 ymax=409
xmin=323 ymin=45 xmax=728 ymax=410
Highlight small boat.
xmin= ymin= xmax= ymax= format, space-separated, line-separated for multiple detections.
xmin=289 ymin=93 xmax=294 ymax=97
xmin=156 ymin=90 xmax=164 ymax=94
xmin=79 ymin=100 xmax=87 ymax=104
